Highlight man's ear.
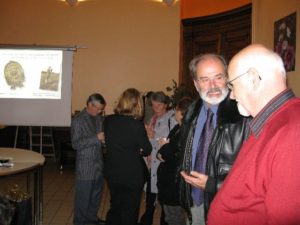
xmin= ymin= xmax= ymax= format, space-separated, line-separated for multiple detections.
xmin=193 ymin=80 xmax=199 ymax=92
xmin=247 ymin=67 xmax=261 ymax=91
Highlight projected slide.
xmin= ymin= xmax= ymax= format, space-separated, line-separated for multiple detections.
xmin=0 ymin=49 xmax=62 ymax=99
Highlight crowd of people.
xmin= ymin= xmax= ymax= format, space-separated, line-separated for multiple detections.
xmin=71 ymin=44 xmax=300 ymax=225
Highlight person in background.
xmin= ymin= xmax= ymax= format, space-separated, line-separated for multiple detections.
xmin=139 ymin=91 xmax=177 ymax=225
xmin=178 ymin=54 xmax=250 ymax=225
xmin=71 ymin=93 xmax=106 ymax=225
xmin=143 ymin=91 xmax=154 ymax=125
xmin=104 ymin=88 xmax=152 ymax=225
xmin=208 ymin=44 xmax=300 ymax=225
xmin=156 ymin=97 xmax=194 ymax=225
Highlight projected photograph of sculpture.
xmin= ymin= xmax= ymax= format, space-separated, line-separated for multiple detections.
xmin=0 ymin=49 xmax=62 ymax=99
xmin=39 ymin=66 xmax=60 ymax=91
xmin=274 ymin=12 xmax=296 ymax=72
xmin=4 ymin=60 xmax=25 ymax=90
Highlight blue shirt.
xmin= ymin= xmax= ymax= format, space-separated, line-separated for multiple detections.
xmin=191 ymin=102 xmax=219 ymax=169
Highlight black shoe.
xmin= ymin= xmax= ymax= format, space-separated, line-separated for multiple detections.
xmin=97 ymin=218 xmax=106 ymax=225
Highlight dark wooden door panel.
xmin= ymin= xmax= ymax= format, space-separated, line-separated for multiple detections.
xmin=193 ymin=34 xmax=221 ymax=56
xmin=180 ymin=4 xmax=252 ymax=97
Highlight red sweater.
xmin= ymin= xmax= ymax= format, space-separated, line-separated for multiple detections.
xmin=207 ymin=96 xmax=300 ymax=225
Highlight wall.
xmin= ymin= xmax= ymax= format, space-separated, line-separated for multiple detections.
xmin=252 ymin=0 xmax=300 ymax=96
xmin=181 ymin=0 xmax=251 ymax=19
xmin=0 ymin=0 xmax=180 ymax=115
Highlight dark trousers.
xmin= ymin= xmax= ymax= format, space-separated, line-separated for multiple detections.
xmin=74 ymin=176 xmax=104 ymax=225
xmin=139 ymin=179 xmax=168 ymax=225
xmin=106 ymin=182 xmax=143 ymax=225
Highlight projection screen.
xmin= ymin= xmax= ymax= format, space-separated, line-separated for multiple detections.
xmin=0 ymin=45 xmax=75 ymax=126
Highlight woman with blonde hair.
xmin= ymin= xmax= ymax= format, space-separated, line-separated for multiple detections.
xmin=104 ymin=88 xmax=152 ymax=225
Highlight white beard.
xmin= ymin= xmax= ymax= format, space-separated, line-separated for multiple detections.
xmin=237 ymin=102 xmax=251 ymax=116
xmin=200 ymin=87 xmax=229 ymax=105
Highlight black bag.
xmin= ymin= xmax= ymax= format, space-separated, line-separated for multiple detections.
xmin=10 ymin=198 xmax=32 ymax=225
xmin=0 ymin=196 xmax=16 ymax=225
xmin=2 ymin=185 xmax=32 ymax=225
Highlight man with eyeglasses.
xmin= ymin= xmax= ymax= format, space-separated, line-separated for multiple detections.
xmin=207 ymin=44 xmax=300 ymax=225
xmin=178 ymin=54 xmax=250 ymax=225
xmin=71 ymin=93 xmax=107 ymax=225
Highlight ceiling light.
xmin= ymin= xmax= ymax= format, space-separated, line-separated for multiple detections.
xmin=65 ymin=0 xmax=87 ymax=7
xmin=163 ymin=0 xmax=175 ymax=7
xmin=66 ymin=0 xmax=78 ymax=7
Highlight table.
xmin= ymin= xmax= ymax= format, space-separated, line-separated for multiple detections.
xmin=0 ymin=148 xmax=45 ymax=225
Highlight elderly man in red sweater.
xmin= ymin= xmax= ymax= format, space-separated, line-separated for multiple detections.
xmin=208 ymin=44 xmax=300 ymax=225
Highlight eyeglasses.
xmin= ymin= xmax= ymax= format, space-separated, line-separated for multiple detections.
xmin=195 ymin=73 xmax=226 ymax=84
xmin=226 ymin=70 xmax=249 ymax=90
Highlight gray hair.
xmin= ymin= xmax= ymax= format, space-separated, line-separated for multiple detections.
xmin=189 ymin=53 xmax=228 ymax=80
xmin=86 ymin=93 xmax=106 ymax=106
xmin=151 ymin=91 xmax=170 ymax=105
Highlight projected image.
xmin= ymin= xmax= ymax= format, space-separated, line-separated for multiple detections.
xmin=4 ymin=60 xmax=25 ymax=90
xmin=39 ymin=66 xmax=60 ymax=91
xmin=0 ymin=49 xmax=62 ymax=99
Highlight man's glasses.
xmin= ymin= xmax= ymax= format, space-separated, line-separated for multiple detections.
xmin=195 ymin=73 xmax=226 ymax=85
xmin=226 ymin=70 xmax=250 ymax=90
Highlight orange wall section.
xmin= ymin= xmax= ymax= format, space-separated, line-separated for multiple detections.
xmin=181 ymin=0 xmax=251 ymax=19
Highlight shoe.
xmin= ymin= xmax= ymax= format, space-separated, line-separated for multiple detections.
xmin=97 ymin=218 xmax=106 ymax=225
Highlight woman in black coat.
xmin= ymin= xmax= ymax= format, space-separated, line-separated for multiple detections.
xmin=104 ymin=88 xmax=152 ymax=225
xmin=156 ymin=97 xmax=193 ymax=225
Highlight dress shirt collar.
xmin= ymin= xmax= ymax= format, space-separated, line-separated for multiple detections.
xmin=249 ymin=89 xmax=295 ymax=137
xmin=202 ymin=101 xmax=219 ymax=116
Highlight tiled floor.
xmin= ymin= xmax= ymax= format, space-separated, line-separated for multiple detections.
xmin=1 ymin=159 xmax=162 ymax=225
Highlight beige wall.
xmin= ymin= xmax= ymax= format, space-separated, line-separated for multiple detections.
xmin=252 ymin=0 xmax=300 ymax=96
xmin=0 ymin=0 xmax=180 ymax=114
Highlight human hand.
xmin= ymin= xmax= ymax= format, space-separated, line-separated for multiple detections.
xmin=146 ymin=155 xmax=152 ymax=169
xmin=180 ymin=171 xmax=208 ymax=190
xmin=145 ymin=124 xmax=155 ymax=139
xmin=158 ymin=137 xmax=169 ymax=147
xmin=157 ymin=153 xmax=165 ymax=162
xmin=97 ymin=132 xmax=105 ymax=143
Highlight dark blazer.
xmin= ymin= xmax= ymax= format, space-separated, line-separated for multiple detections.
xmin=71 ymin=108 xmax=104 ymax=180
xmin=104 ymin=114 xmax=152 ymax=188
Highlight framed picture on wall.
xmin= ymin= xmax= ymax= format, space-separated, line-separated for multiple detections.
xmin=274 ymin=12 xmax=297 ymax=72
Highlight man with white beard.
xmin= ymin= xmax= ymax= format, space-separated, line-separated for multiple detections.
xmin=178 ymin=54 xmax=251 ymax=225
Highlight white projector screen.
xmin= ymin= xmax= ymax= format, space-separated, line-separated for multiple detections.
xmin=0 ymin=46 xmax=74 ymax=126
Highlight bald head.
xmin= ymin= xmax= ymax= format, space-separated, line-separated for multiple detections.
xmin=228 ymin=44 xmax=287 ymax=117
xmin=229 ymin=44 xmax=286 ymax=81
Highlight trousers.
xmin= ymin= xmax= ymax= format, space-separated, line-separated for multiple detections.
xmin=139 ymin=178 xmax=168 ymax=225
xmin=74 ymin=176 xmax=104 ymax=225
xmin=106 ymin=182 xmax=143 ymax=225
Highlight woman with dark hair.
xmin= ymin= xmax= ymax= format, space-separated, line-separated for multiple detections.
xmin=104 ymin=88 xmax=152 ymax=225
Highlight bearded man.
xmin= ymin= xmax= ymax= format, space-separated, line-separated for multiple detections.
xmin=178 ymin=54 xmax=251 ymax=225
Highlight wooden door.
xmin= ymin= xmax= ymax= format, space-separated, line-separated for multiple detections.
xmin=180 ymin=4 xmax=252 ymax=97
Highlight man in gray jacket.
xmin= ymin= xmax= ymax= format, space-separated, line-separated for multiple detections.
xmin=71 ymin=93 xmax=106 ymax=225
